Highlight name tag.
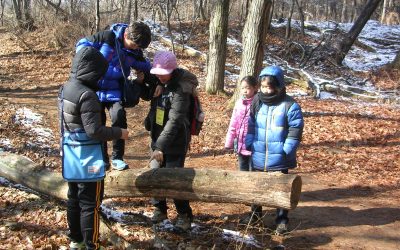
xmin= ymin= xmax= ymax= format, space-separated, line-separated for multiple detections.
xmin=156 ymin=107 xmax=165 ymax=126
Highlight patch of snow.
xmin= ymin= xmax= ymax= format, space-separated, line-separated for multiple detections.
xmin=222 ymin=229 xmax=262 ymax=248
xmin=0 ymin=138 xmax=12 ymax=149
xmin=299 ymin=19 xmax=400 ymax=71
xmin=101 ymin=205 xmax=125 ymax=223
xmin=14 ymin=108 xmax=54 ymax=147
xmin=0 ymin=177 xmax=40 ymax=195
xmin=288 ymin=90 xmax=309 ymax=97
xmin=226 ymin=73 xmax=240 ymax=82
xmin=319 ymin=91 xmax=337 ymax=100
xmin=0 ymin=177 xmax=11 ymax=186
xmin=15 ymin=107 xmax=42 ymax=125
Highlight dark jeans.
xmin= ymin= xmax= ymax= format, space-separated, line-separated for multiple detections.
xmin=250 ymin=167 xmax=289 ymax=225
xmin=152 ymin=154 xmax=192 ymax=217
xmin=67 ymin=181 xmax=104 ymax=250
xmin=101 ymin=102 xmax=127 ymax=161
xmin=238 ymin=154 xmax=251 ymax=171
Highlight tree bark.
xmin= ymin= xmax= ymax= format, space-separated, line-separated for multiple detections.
xmin=230 ymin=0 xmax=272 ymax=104
xmin=295 ymin=0 xmax=305 ymax=35
xmin=341 ymin=0 xmax=348 ymax=23
xmin=199 ymin=0 xmax=206 ymax=21
xmin=0 ymin=152 xmax=302 ymax=210
xmin=133 ymin=0 xmax=138 ymax=21
xmin=380 ymin=0 xmax=388 ymax=23
xmin=125 ymin=0 xmax=132 ymax=24
xmin=1 ymin=0 xmax=5 ymax=26
xmin=329 ymin=0 xmax=383 ymax=65
xmin=285 ymin=0 xmax=295 ymax=40
xmin=205 ymin=0 xmax=230 ymax=94
xmin=95 ymin=0 xmax=100 ymax=32
xmin=12 ymin=0 xmax=22 ymax=25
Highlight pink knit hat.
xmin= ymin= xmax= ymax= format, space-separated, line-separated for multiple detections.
xmin=150 ymin=51 xmax=177 ymax=75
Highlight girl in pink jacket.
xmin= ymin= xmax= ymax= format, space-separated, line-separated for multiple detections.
xmin=225 ymin=76 xmax=258 ymax=171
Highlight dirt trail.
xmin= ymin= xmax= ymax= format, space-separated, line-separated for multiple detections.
xmin=0 ymin=28 xmax=399 ymax=249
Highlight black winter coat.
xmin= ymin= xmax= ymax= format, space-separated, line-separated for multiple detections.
xmin=145 ymin=69 xmax=198 ymax=155
xmin=59 ymin=46 xmax=122 ymax=141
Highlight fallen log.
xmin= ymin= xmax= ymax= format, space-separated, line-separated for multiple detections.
xmin=156 ymin=35 xmax=207 ymax=61
xmin=0 ymin=152 xmax=302 ymax=210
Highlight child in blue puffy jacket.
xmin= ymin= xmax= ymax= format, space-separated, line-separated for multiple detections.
xmin=76 ymin=22 xmax=152 ymax=171
xmin=244 ymin=66 xmax=304 ymax=235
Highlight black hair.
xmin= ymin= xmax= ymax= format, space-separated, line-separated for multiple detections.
xmin=127 ymin=22 xmax=151 ymax=49
xmin=241 ymin=75 xmax=258 ymax=88
xmin=259 ymin=75 xmax=279 ymax=88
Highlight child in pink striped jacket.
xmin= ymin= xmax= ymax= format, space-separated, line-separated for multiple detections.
xmin=225 ymin=76 xmax=258 ymax=171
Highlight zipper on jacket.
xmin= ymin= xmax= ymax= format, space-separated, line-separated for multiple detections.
xmin=264 ymin=106 xmax=269 ymax=172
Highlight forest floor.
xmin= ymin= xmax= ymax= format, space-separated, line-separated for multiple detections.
xmin=0 ymin=23 xmax=400 ymax=250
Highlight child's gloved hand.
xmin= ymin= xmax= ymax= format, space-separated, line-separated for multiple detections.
xmin=150 ymin=149 xmax=163 ymax=163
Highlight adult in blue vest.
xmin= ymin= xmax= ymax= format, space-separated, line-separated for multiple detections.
xmin=245 ymin=66 xmax=304 ymax=234
xmin=76 ymin=22 xmax=151 ymax=170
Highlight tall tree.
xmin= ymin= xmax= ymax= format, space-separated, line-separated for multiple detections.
xmin=341 ymin=0 xmax=348 ymax=22
xmin=205 ymin=0 xmax=230 ymax=94
xmin=329 ymin=0 xmax=383 ymax=64
xmin=95 ymin=0 xmax=100 ymax=31
xmin=12 ymin=0 xmax=34 ymax=30
xmin=231 ymin=0 xmax=272 ymax=103
xmin=381 ymin=0 xmax=389 ymax=22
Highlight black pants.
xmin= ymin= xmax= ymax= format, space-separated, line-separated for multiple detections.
xmin=101 ymin=102 xmax=127 ymax=161
xmin=152 ymin=154 xmax=193 ymax=216
xmin=250 ymin=167 xmax=289 ymax=225
xmin=67 ymin=181 xmax=104 ymax=250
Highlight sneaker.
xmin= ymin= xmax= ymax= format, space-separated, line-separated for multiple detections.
xmin=151 ymin=208 xmax=167 ymax=223
xmin=275 ymin=223 xmax=288 ymax=235
xmin=174 ymin=213 xmax=192 ymax=231
xmin=111 ymin=159 xmax=128 ymax=170
xmin=239 ymin=212 xmax=262 ymax=226
xmin=69 ymin=241 xmax=85 ymax=250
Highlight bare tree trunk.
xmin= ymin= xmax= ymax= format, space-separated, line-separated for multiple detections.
xmin=280 ymin=0 xmax=285 ymax=18
xmin=1 ymin=0 xmax=5 ymax=26
xmin=329 ymin=0 xmax=338 ymax=20
xmin=125 ymin=0 xmax=132 ymax=23
xmin=285 ymin=0 xmax=295 ymax=40
xmin=95 ymin=0 xmax=100 ymax=31
xmin=133 ymin=0 xmax=138 ymax=21
xmin=12 ymin=0 xmax=23 ymax=26
xmin=330 ymin=0 xmax=383 ymax=65
xmin=199 ymin=0 xmax=206 ymax=20
xmin=231 ymin=0 xmax=272 ymax=104
xmin=267 ymin=0 xmax=275 ymax=30
xmin=295 ymin=0 xmax=305 ymax=35
xmin=0 ymin=152 xmax=302 ymax=210
xmin=22 ymin=0 xmax=34 ymax=30
xmin=205 ymin=0 xmax=229 ymax=94
xmin=165 ymin=0 xmax=175 ymax=53
xmin=341 ymin=0 xmax=348 ymax=22
xmin=69 ymin=0 xmax=74 ymax=15
xmin=381 ymin=0 xmax=388 ymax=22
xmin=352 ymin=0 xmax=358 ymax=22
xmin=324 ymin=0 xmax=329 ymax=20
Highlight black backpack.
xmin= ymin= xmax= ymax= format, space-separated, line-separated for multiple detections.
xmin=189 ymin=94 xmax=204 ymax=135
